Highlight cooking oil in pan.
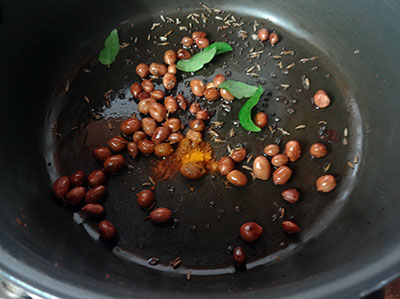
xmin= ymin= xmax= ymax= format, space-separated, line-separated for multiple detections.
xmin=48 ymin=4 xmax=362 ymax=274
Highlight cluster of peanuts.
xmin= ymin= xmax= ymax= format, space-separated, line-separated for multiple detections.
xmin=49 ymin=32 xmax=237 ymax=241
xmin=227 ymin=140 xmax=336 ymax=269
xmin=52 ymin=28 xmax=335 ymax=269
xmin=217 ymin=139 xmax=336 ymax=191
xmin=257 ymin=28 xmax=279 ymax=45
xmin=134 ymin=30 xmax=212 ymax=93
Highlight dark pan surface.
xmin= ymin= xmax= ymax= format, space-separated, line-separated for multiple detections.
xmin=48 ymin=5 xmax=360 ymax=273
xmin=0 ymin=0 xmax=399 ymax=298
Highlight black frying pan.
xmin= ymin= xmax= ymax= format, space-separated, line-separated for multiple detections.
xmin=0 ymin=0 xmax=399 ymax=298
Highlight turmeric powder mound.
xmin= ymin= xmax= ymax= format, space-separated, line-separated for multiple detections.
xmin=152 ymin=137 xmax=217 ymax=182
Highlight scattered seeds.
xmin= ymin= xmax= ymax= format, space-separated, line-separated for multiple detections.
xmin=242 ymin=165 xmax=253 ymax=172
xmin=149 ymin=177 xmax=156 ymax=185
xmin=354 ymin=155 xmax=359 ymax=164
xmin=253 ymin=20 xmax=259 ymax=33
xmin=164 ymin=30 xmax=174 ymax=38
xmin=347 ymin=161 xmax=355 ymax=169
xmin=354 ymin=50 xmax=360 ymax=54
xmin=299 ymin=58 xmax=311 ymax=63
xmin=251 ymin=34 xmax=259 ymax=40
xmin=246 ymin=72 xmax=259 ymax=77
xmin=158 ymin=42 xmax=170 ymax=46
xmin=239 ymin=30 xmax=248 ymax=39
xmin=323 ymin=163 xmax=331 ymax=172
xmin=223 ymin=13 xmax=231 ymax=22
xmin=148 ymin=257 xmax=160 ymax=265
xmin=342 ymin=138 xmax=348 ymax=145
xmin=142 ymin=182 xmax=152 ymax=186
xmin=278 ymin=127 xmax=291 ymax=135
xmin=344 ymin=127 xmax=348 ymax=137
xmin=179 ymin=26 xmax=188 ymax=31
xmin=202 ymin=4 xmax=212 ymax=13
xmin=280 ymin=50 xmax=295 ymax=55
xmin=84 ymin=96 xmax=90 ymax=104
xmin=215 ymin=16 xmax=224 ymax=21
xmin=286 ymin=62 xmax=295 ymax=70
xmin=165 ymin=16 xmax=175 ymax=23
xmin=104 ymin=89 xmax=113 ymax=99
xmin=311 ymin=56 xmax=319 ymax=61
xmin=65 ymin=80 xmax=70 ymax=93
xmin=229 ymin=128 xmax=236 ymax=138
xmin=201 ymin=13 xmax=208 ymax=23
xmin=208 ymin=129 xmax=221 ymax=138
xmin=171 ymin=257 xmax=182 ymax=269
xmin=211 ymin=121 xmax=224 ymax=128
xmin=214 ymin=138 xmax=226 ymax=143
xmin=246 ymin=154 xmax=253 ymax=164
xmin=301 ymin=75 xmax=310 ymax=89
xmin=120 ymin=42 xmax=130 ymax=49
xmin=246 ymin=65 xmax=256 ymax=73
xmin=272 ymin=55 xmax=282 ymax=60
xmin=295 ymin=124 xmax=306 ymax=130
xmin=160 ymin=15 xmax=166 ymax=22
xmin=150 ymin=23 xmax=161 ymax=30
xmin=318 ymin=120 xmax=328 ymax=125
xmin=277 ymin=61 xmax=283 ymax=69
xmin=186 ymin=272 xmax=192 ymax=281
xmin=268 ymin=125 xmax=276 ymax=135
xmin=218 ymin=25 xmax=230 ymax=31
xmin=147 ymin=34 xmax=151 ymax=41
xmin=280 ymin=84 xmax=290 ymax=91
xmin=108 ymin=122 xmax=113 ymax=130
xmin=134 ymin=37 xmax=139 ymax=43
xmin=227 ymin=144 xmax=233 ymax=155
xmin=105 ymin=99 xmax=111 ymax=108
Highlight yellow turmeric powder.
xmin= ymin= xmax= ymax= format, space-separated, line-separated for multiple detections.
xmin=152 ymin=137 xmax=217 ymax=181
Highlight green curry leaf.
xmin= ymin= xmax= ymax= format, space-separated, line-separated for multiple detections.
xmin=176 ymin=42 xmax=232 ymax=72
xmin=98 ymin=29 xmax=120 ymax=66
xmin=176 ymin=47 xmax=217 ymax=72
xmin=238 ymin=86 xmax=264 ymax=132
xmin=204 ymin=42 xmax=233 ymax=55
xmin=218 ymin=80 xmax=259 ymax=99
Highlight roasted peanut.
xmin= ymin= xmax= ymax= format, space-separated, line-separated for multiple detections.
xmin=310 ymin=143 xmax=328 ymax=158
xmin=218 ymin=157 xmax=235 ymax=175
xmin=136 ymin=63 xmax=149 ymax=78
xmin=180 ymin=162 xmax=206 ymax=179
xmin=227 ymin=170 xmax=248 ymax=186
xmin=264 ymin=144 xmax=280 ymax=157
xmin=230 ymin=148 xmax=247 ymax=162
xmin=253 ymin=156 xmax=271 ymax=180
xmin=316 ymin=175 xmax=336 ymax=193
xmin=240 ymin=222 xmax=263 ymax=242
xmin=271 ymin=153 xmax=289 ymax=167
xmin=281 ymin=189 xmax=299 ymax=203
xmin=85 ymin=185 xmax=106 ymax=203
xmin=52 ymin=176 xmax=71 ymax=199
xmin=273 ymin=166 xmax=292 ymax=185
xmin=257 ymin=28 xmax=269 ymax=41
xmin=285 ymin=140 xmax=301 ymax=162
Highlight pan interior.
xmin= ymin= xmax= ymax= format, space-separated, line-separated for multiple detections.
xmin=45 ymin=4 xmax=362 ymax=274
